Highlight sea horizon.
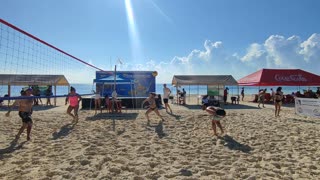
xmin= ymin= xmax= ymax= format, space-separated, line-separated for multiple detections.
xmin=1 ymin=83 xmax=319 ymax=98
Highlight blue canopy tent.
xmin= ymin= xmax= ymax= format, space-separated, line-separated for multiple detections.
xmin=89 ymin=70 xmax=156 ymax=110
xmin=93 ymin=75 xmax=134 ymax=97
xmin=93 ymin=74 xmax=136 ymax=110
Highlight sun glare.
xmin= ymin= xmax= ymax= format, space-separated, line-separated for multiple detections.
xmin=125 ymin=0 xmax=134 ymax=26
xmin=124 ymin=0 xmax=143 ymax=65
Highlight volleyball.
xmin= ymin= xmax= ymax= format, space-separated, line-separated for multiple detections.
xmin=152 ymin=71 xmax=158 ymax=77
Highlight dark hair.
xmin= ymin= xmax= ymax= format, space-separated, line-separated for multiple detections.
xmin=70 ymin=86 xmax=76 ymax=91
xmin=276 ymin=87 xmax=282 ymax=92
xmin=150 ymin=92 xmax=156 ymax=96
xmin=20 ymin=90 xmax=26 ymax=95
xmin=216 ymin=109 xmax=226 ymax=116
xmin=201 ymin=104 xmax=207 ymax=110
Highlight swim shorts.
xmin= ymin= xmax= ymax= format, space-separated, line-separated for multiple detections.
xmin=19 ymin=111 xmax=33 ymax=123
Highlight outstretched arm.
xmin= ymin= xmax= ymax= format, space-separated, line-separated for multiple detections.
xmin=5 ymin=100 xmax=18 ymax=116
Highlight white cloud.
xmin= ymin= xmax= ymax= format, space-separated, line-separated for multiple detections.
xmin=235 ymin=34 xmax=320 ymax=78
xmin=300 ymin=33 xmax=320 ymax=62
xmin=199 ymin=40 xmax=222 ymax=60
xmin=241 ymin=43 xmax=265 ymax=62
xmin=264 ymin=35 xmax=302 ymax=67
xmin=91 ymin=34 xmax=320 ymax=83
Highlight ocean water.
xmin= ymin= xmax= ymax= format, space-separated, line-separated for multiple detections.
xmin=1 ymin=84 xmax=319 ymax=97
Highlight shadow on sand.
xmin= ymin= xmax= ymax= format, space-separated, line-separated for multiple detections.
xmin=0 ymin=139 xmax=27 ymax=159
xmin=148 ymin=121 xmax=166 ymax=138
xmin=155 ymin=121 xmax=166 ymax=138
xmin=0 ymin=105 xmax=57 ymax=112
xmin=182 ymin=104 xmax=260 ymax=110
xmin=218 ymin=135 xmax=252 ymax=153
xmin=52 ymin=123 xmax=76 ymax=140
xmin=288 ymin=118 xmax=320 ymax=125
xmin=168 ymin=112 xmax=182 ymax=120
xmin=85 ymin=113 xmax=138 ymax=121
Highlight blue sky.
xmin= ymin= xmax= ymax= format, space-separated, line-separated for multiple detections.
xmin=1 ymin=0 xmax=320 ymax=83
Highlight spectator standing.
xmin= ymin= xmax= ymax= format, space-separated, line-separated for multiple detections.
xmin=241 ymin=87 xmax=245 ymax=101
xmin=223 ymin=87 xmax=229 ymax=105
xmin=270 ymin=88 xmax=275 ymax=102
xmin=163 ymin=84 xmax=172 ymax=113
xmin=274 ymin=87 xmax=284 ymax=117
xmin=45 ymin=85 xmax=52 ymax=106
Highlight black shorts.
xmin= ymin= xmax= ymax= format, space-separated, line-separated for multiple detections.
xmin=18 ymin=111 xmax=33 ymax=123
xmin=150 ymin=107 xmax=157 ymax=110
xmin=163 ymin=98 xmax=169 ymax=104
xmin=223 ymin=96 xmax=227 ymax=101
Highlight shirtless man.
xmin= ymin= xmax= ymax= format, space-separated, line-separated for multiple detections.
xmin=5 ymin=88 xmax=34 ymax=141
xmin=163 ymin=84 xmax=172 ymax=113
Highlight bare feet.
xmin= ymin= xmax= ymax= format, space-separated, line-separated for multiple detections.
xmin=72 ymin=116 xmax=78 ymax=123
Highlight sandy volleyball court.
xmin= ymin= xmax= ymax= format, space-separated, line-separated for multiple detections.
xmin=1 ymin=97 xmax=320 ymax=179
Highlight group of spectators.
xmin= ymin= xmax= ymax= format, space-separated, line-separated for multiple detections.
xmin=293 ymin=88 xmax=320 ymax=99
xmin=30 ymin=85 xmax=53 ymax=106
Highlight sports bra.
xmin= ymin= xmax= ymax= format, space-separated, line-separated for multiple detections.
xmin=69 ymin=95 xmax=79 ymax=107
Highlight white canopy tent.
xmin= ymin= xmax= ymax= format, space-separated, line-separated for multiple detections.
xmin=0 ymin=74 xmax=70 ymax=106
xmin=172 ymin=75 xmax=238 ymax=86
xmin=172 ymin=75 xmax=239 ymax=104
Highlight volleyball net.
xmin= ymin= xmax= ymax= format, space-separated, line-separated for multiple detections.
xmin=0 ymin=19 xmax=105 ymax=101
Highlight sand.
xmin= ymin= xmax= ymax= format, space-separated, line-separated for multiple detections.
xmin=1 ymin=96 xmax=320 ymax=179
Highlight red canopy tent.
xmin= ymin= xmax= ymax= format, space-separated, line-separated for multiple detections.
xmin=238 ymin=69 xmax=320 ymax=86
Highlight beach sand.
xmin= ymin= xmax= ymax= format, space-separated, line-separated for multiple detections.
xmin=1 ymin=96 xmax=320 ymax=179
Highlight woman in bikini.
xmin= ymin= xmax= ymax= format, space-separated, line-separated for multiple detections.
xmin=65 ymin=87 xmax=82 ymax=123
xmin=142 ymin=92 xmax=164 ymax=125
xmin=202 ymin=105 xmax=226 ymax=136
xmin=274 ymin=87 xmax=283 ymax=117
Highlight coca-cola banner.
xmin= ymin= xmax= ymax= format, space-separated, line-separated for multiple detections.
xmin=295 ymin=98 xmax=320 ymax=118
xmin=238 ymin=69 xmax=320 ymax=86
xmin=274 ymin=74 xmax=307 ymax=82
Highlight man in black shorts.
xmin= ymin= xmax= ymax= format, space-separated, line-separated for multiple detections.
xmin=5 ymin=88 xmax=34 ymax=141
xmin=163 ymin=84 xmax=172 ymax=114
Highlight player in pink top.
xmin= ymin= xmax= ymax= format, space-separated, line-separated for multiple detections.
xmin=65 ymin=87 xmax=82 ymax=123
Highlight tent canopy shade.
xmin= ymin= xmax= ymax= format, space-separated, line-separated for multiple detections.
xmin=0 ymin=74 xmax=70 ymax=86
xmin=172 ymin=75 xmax=238 ymax=86
xmin=238 ymin=69 xmax=320 ymax=86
